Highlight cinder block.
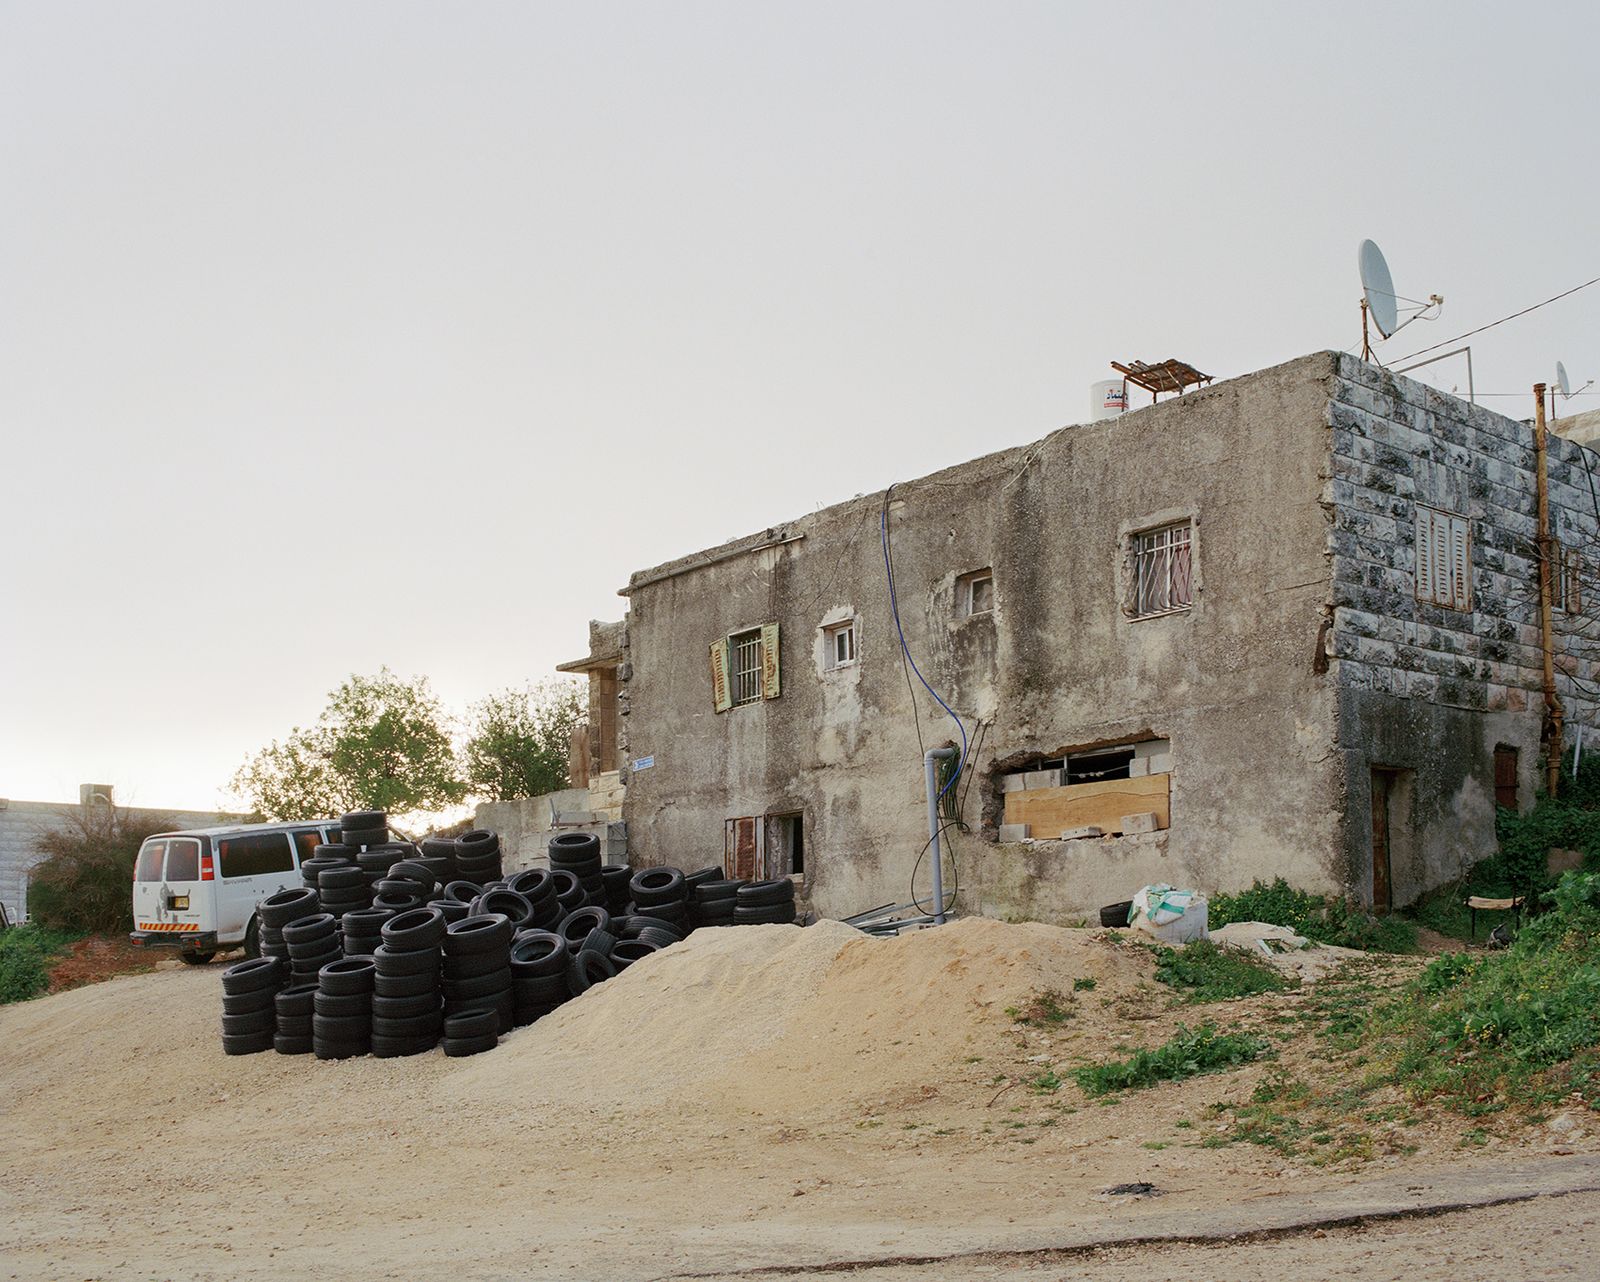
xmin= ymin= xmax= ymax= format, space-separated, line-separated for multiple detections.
xmin=1059 ymin=826 xmax=1104 ymax=841
xmin=998 ymin=823 xmax=1031 ymax=842
xmin=1023 ymin=769 xmax=1063 ymax=790
xmin=1000 ymin=774 xmax=1028 ymax=793
xmin=1121 ymin=812 xmax=1160 ymax=835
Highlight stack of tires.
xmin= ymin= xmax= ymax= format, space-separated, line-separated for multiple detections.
xmin=508 ymin=929 xmax=569 ymax=1024
xmin=629 ymin=867 xmax=690 ymax=934
xmin=690 ymin=878 xmax=745 ymax=929
xmin=549 ymin=869 xmax=587 ymax=916
xmin=442 ymin=1007 xmax=500 ymax=1058
xmin=734 ymin=878 xmax=798 ymax=925
xmin=313 ymin=956 xmax=375 ymax=1060
xmin=442 ymin=913 xmax=514 ymax=1037
xmin=548 ymin=833 xmax=607 ymax=906
xmin=506 ymin=868 xmax=563 ymax=929
xmin=372 ymin=907 xmax=447 ymax=1058
xmin=418 ymin=835 xmax=459 ymax=883
xmin=220 ymin=957 xmax=285 ymax=1055
xmin=455 ymin=830 xmax=503 ymax=883
xmin=258 ymin=886 xmax=318 ymax=963
xmin=300 ymin=845 xmax=355 ymax=890
xmin=340 ymin=906 xmax=394 ymax=956
xmin=339 ymin=809 xmax=389 ymax=850
xmin=284 ymin=911 xmax=342 ymax=983
xmin=600 ymin=863 xmax=633 ymax=915
xmin=273 ymin=981 xmax=318 ymax=1054
xmin=317 ymin=864 xmax=371 ymax=917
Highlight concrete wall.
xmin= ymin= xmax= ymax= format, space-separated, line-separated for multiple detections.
xmin=620 ymin=352 xmax=1345 ymax=922
xmin=0 ymin=799 xmax=233 ymax=924
xmin=473 ymin=789 xmax=626 ymax=874
xmin=1327 ymin=356 xmax=1600 ymax=905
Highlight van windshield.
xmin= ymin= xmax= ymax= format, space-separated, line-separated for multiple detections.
xmin=135 ymin=841 xmax=165 ymax=882
xmin=165 ymin=839 xmax=201 ymax=883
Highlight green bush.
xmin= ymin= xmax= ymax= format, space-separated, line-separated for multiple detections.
xmin=1073 ymin=1023 xmax=1270 ymax=1096
xmin=0 ymin=925 xmax=79 ymax=1004
xmin=1150 ymin=939 xmax=1294 ymax=1002
xmin=27 ymin=807 xmax=174 ymax=935
xmin=1209 ymin=878 xmax=1416 ymax=954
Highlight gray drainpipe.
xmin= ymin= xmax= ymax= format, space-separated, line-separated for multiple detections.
xmin=924 ymin=747 xmax=958 ymax=924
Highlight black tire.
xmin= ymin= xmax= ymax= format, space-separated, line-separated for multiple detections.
xmin=290 ymin=955 xmax=342 ymax=982
xmin=371 ymin=992 xmax=440 ymax=1019
xmin=636 ymin=927 xmax=681 ymax=949
xmin=630 ymin=867 xmax=686 ymax=904
xmin=371 ymin=1012 xmax=445 ymax=1040
xmin=557 ymin=905 xmax=611 ymax=947
xmin=371 ymin=1034 xmax=438 ymax=1058
xmin=736 ymin=878 xmax=796 ymax=907
xmin=457 ymin=829 xmax=500 ymax=858
xmin=312 ymin=1012 xmax=370 ymax=1040
xmin=340 ymin=810 xmax=386 ymax=831
xmin=565 ymin=949 xmax=616 ymax=995
xmin=372 ymin=944 xmax=443 ymax=977
xmin=610 ymin=939 xmax=660 ymax=967
xmin=549 ymin=831 xmax=600 ymax=861
xmin=221 ymin=1031 xmax=275 ymax=1056
xmin=273 ymin=1035 xmax=313 ymax=1055
xmin=340 ymin=825 xmax=388 ymax=850
xmin=733 ymin=904 xmax=798 ymax=925
xmin=471 ymin=890 xmax=535 ymax=929
xmin=441 ymin=968 xmax=513 ymax=1000
xmin=509 ymin=931 xmax=567 ymax=977
xmin=443 ymin=1008 xmax=498 ymax=1039
xmin=220 ymin=1009 xmax=275 ymax=1036
xmin=281 ymin=914 xmax=338 ymax=947
xmin=419 ymin=836 xmax=458 ymax=859
xmin=443 ymin=1033 xmax=498 ymax=1057
xmin=220 ymin=957 xmax=284 ymax=995
xmin=443 ymin=880 xmax=485 ymax=904
xmin=221 ymin=987 xmax=277 ymax=1015
xmin=381 ymin=907 xmax=447 ymax=951
xmin=446 ymin=990 xmax=515 ymax=1033
xmin=317 ymin=866 xmax=365 ymax=890
xmin=371 ymin=892 xmax=424 ymax=915
xmin=693 ymin=879 xmax=744 ymax=903
xmin=373 ymin=969 xmax=439 ymax=998
xmin=445 ymin=913 xmax=513 ymax=956
xmin=275 ymin=982 xmax=320 ymax=1017
xmin=579 ymin=929 xmax=617 ymax=959
xmin=373 ymin=877 xmax=429 ymax=898
xmin=312 ymin=842 xmax=357 ymax=860
xmin=387 ymin=861 xmax=438 ymax=893
xmin=443 ymin=950 xmax=510 ymax=981
xmin=432 ymin=898 xmax=472 ymax=924
xmin=684 ymin=866 xmax=723 ymax=892
xmin=274 ymin=1013 xmax=313 ymax=1037
xmin=313 ymin=991 xmax=371 ymax=1018
xmin=623 ymin=915 xmax=683 ymax=940
xmin=512 ymin=973 xmax=569 ymax=1003
xmin=312 ymin=1039 xmax=368 ymax=1060
xmin=181 ymin=950 xmax=219 ymax=966
xmin=506 ymin=869 xmax=556 ymax=902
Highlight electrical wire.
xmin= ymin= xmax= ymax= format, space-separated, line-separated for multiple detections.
xmin=1390 ymin=274 xmax=1600 ymax=365
xmin=909 ymin=820 xmax=965 ymax=917
xmin=879 ymin=482 xmax=969 ymax=802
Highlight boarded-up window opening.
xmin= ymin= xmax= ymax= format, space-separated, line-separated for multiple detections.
xmin=1066 ymin=749 xmax=1134 ymax=785
xmin=1494 ymin=745 xmax=1519 ymax=810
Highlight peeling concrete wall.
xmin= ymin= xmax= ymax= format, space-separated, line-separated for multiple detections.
xmin=620 ymin=352 xmax=1345 ymax=922
xmin=473 ymin=789 xmax=625 ymax=874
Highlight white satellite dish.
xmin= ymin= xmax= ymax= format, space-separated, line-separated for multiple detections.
xmin=1359 ymin=239 xmax=1399 ymax=338
xmin=1557 ymin=360 xmax=1572 ymax=397
xmin=1356 ymin=238 xmax=1444 ymax=361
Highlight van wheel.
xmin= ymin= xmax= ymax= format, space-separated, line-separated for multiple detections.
xmin=179 ymin=952 xmax=216 ymax=965
xmin=242 ymin=917 xmax=262 ymax=960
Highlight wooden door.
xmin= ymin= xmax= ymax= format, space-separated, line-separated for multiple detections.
xmin=1370 ymin=769 xmax=1393 ymax=914
xmin=1493 ymin=746 xmax=1518 ymax=809
xmin=725 ymin=817 xmax=760 ymax=880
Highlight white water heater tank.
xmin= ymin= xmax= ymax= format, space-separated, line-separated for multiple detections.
xmin=1090 ymin=380 xmax=1127 ymax=422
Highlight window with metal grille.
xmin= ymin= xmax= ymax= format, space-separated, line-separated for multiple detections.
xmin=1415 ymin=506 xmax=1471 ymax=611
xmin=1132 ymin=522 xmax=1193 ymax=617
xmin=730 ymin=629 xmax=764 ymax=706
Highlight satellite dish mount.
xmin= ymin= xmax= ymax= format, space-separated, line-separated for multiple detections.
xmin=1358 ymin=239 xmax=1444 ymax=361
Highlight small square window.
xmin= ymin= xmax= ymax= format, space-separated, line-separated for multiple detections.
xmin=823 ymin=620 xmax=856 ymax=670
xmin=958 ymin=569 xmax=994 ymax=617
xmin=1131 ymin=523 xmax=1193 ymax=618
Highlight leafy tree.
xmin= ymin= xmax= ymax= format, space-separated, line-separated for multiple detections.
xmin=230 ymin=668 xmax=466 ymax=820
xmin=462 ymin=680 xmax=584 ymax=801
xmin=28 ymin=805 xmax=175 ymax=934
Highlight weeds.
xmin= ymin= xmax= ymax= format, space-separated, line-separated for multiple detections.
xmin=1210 ymin=878 xmax=1417 ymax=953
xmin=1073 ymin=1024 xmax=1270 ymax=1096
xmin=1007 ymin=989 xmax=1074 ymax=1026
xmin=0 ymin=925 xmax=80 ymax=1004
xmin=1074 ymin=977 xmax=1097 ymax=992
xmin=1149 ymin=939 xmax=1294 ymax=1002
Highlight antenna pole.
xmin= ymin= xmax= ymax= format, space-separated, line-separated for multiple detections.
xmin=1361 ymin=299 xmax=1372 ymax=361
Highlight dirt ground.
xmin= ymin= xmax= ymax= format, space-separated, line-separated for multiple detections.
xmin=1 ymin=918 xmax=1595 ymax=1281
xmin=44 ymin=934 xmax=161 ymax=994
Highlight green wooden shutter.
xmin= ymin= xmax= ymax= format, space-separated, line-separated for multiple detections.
xmin=760 ymin=622 xmax=780 ymax=700
xmin=710 ymin=639 xmax=732 ymax=712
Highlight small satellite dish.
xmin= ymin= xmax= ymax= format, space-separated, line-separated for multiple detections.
xmin=1557 ymin=361 xmax=1572 ymax=397
xmin=1359 ymin=240 xmax=1399 ymax=339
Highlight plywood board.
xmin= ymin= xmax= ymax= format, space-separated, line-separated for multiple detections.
xmin=1003 ymin=773 xmax=1169 ymax=837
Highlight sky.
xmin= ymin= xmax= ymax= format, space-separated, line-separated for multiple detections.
xmin=3 ymin=1 xmax=1597 ymax=812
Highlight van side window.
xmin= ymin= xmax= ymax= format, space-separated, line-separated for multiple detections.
xmin=165 ymin=838 xmax=201 ymax=882
xmin=217 ymin=833 xmax=294 ymax=879
xmin=135 ymin=841 xmax=166 ymax=882
xmin=293 ymin=831 xmax=323 ymax=865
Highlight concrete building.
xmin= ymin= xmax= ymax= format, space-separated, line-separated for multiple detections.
xmin=562 ymin=352 xmax=1598 ymax=924
xmin=0 ymin=786 xmax=233 ymax=923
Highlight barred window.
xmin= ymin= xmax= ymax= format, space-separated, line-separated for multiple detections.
xmin=1133 ymin=522 xmax=1193 ymax=618
xmin=730 ymin=629 xmax=764 ymax=707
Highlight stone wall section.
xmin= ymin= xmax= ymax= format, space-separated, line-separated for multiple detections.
xmin=1328 ymin=356 xmax=1600 ymax=733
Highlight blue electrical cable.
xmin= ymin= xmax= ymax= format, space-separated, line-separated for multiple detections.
xmin=880 ymin=482 xmax=969 ymax=802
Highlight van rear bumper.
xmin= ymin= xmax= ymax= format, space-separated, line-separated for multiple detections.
xmin=129 ymin=929 xmax=218 ymax=953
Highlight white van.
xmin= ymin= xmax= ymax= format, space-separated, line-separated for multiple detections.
xmin=129 ymin=820 xmax=338 ymax=964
